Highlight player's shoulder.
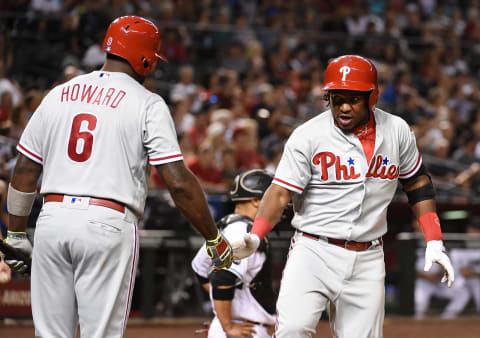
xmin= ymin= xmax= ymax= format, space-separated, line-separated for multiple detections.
xmin=222 ymin=215 xmax=249 ymax=241
xmin=374 ymin=107 xmax=412 ymax=136
xmin=374 ymin=107 xmax=409 ymax=128
xmin=290 ymin=109 xmax=331 ymax=136
xmin=223 ymin=218 xmax=249 ymax=233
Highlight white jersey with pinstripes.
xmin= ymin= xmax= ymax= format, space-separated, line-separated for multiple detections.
xmin=17 ymin=71 xmax=182 ymax=216
xmin=273 ymin=107 xmax=421 ymax=242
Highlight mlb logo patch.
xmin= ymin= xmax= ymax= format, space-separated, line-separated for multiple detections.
xmin=63 ymin=195 xmax=89 ymax=209
xmin=70 ymin=197 xmax=82 ymax=204
xmin=99 ymin=73 xmax=110 ymax=79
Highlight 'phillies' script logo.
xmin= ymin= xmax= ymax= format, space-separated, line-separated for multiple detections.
xmin=366 ymin=154 xmax=399 ymax=180
xmin=312 ymin=152 xmax=360 ymax=181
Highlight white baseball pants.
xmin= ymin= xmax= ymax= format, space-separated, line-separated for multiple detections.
xmin=274 ymin=232 xmax=385 ymax=338
xmin=31 ymin=199 xmax=138 ymax=338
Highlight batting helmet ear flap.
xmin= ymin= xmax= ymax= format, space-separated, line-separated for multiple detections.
xmin=368 ymin=86 xmax=379 ymax=111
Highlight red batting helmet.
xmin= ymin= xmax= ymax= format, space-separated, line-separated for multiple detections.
xmin=323 ymin=55 xmax=379 ymax=110
xmin=102 ymin=16 xmax=167 ymax=77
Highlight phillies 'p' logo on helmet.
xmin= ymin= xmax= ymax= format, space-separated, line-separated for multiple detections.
xmin=102 ymin=16 xmax=168 ymax=77
xmin=323 ymin=55 xmax=379 ymax=111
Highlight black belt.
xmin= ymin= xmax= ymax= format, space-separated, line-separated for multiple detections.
xmin=302 ymin=232 xmax=382 ymax=251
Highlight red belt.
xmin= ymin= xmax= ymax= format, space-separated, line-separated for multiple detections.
xmin=302 ymin=232 xmax=382 ymax=251
xmin=44 ymin=194 xmax=125 ymax=213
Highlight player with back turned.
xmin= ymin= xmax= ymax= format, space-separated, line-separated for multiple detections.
xmin=4 ymin=16 xmax=232 ymax=338
xmin=232 ymin=55 xmax=455 ymax=338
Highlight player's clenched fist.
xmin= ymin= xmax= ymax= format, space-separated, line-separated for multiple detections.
xmin=231 ymin=233 xmax=260 ymax=260
xmin=5 ymin=231 xmax=33 ymax=276
xmin=206 ymin=230 xmax=233 ymax=270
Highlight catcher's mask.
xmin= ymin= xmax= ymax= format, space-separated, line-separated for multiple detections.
xmin=102 ymin=16 xmax=167 ymax=77
xmin=323 ymin=55 xmax=379 ymax=111
xmin=229 ymin=169 xmax=273 ymax=202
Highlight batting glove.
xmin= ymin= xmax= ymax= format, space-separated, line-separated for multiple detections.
xmin=5 ymin=231 xmax=33 ymax=276
xmin=424 ymin=240 xmax=455 ymax=287
xmin=231 ymin=233 xmax=260 ymax=260
xmin=206 ymin=230 xmax=233 ymax=271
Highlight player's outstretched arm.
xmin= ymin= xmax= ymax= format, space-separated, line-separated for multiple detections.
xmin=232 ymin=184 xmax=292 ymax=259
xmin=155 ymin=161 xmax=232 ymax=269
xmin=402 ymin=174 xmax=454 ymax=287
xmin=156 ymin=161 xmax=219 ymax=238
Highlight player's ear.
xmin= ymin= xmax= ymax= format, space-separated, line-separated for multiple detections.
xmin=251 ymin=198 xmax=261 ymax=209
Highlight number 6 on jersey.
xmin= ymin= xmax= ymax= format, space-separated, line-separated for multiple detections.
xmin=67 ymin=113 xmax=97 ymax=162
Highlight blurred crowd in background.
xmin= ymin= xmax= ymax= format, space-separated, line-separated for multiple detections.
xmin=0 ymin=0 xmax=480 ymax=318
xmin=1 ymin=0 xmax=480 ymax=200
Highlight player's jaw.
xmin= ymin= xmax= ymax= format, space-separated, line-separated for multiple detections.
xmin=329 ymin=90 xmax=370 ymax=132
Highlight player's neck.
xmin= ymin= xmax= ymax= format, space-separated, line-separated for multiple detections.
xmin=101 ymin=59 xmax=145 ymax=84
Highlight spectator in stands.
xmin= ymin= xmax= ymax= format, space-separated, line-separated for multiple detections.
xmin=0 ymin=91 xmax=13 ymax=125
xmin=185 ymin=102 xmax=211 ymax=151
xmin=0 ymin=60 xmax=22 ymax=108
xmin=81 ymin=32 xmax=106 ymax=72
xmin=232 ymin=120 xmax=265 ymax=171
xmin=220 ymin=40 xmax=248 ymax=76
xmin=187 ymin=140 xmax=228 ymax=193
xmin=160 ymin=28 xmax=187 ymax=62
xmin=170 ymin=65 xmax=197 ymax=103
xmin=221 ymin=145 xmax=239 ymax=186
xmin=171 ymin=95 xmax=195 ymax=135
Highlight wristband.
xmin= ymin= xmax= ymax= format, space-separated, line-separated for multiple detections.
xmin=206 ymin=229 xmax=222 ymax=244
xmin=7 ymin=184 xmax=36 ymax=216
xmin=7 ymin=231 xmax=28 ymax=239
xmin=418 ymin=212 xmax=443 ymax=242
xmin=251 ymin=217 xmax=272 ymax=241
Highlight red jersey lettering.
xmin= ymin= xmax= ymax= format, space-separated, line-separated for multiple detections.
xmin=313 ymin=152 xmax=360 ymax=181
xmin=366 ymin=155 xmax=399 ymax=180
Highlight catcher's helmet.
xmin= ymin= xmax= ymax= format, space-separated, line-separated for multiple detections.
xmin=323 ymin=55 xmax=378 ymax=111
xmin=102 ymin=16 xmax=167 ymax=77
xmin=229 ymin=169 xmax=273 ymax=202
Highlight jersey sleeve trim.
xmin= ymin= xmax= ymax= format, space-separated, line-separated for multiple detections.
xmin=225 ymin=265 xmax=243 ymax=280
xmin=399 ymin=153 xmax=422 ymax=179
xmin=273 ymin=177 xmax=304 ymax=194
xmin=191 ymin=260 xmax=209 ymax=279
xmin=17 ymin=143 xmax=43 ymax=164
xmin=149 ymin=153 xmax=183 ymax=165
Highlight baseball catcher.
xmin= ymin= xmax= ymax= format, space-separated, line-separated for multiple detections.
xmin=192 ymin=169 xmax=277 ymax=338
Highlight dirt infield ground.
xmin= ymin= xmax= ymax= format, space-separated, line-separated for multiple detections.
xmin=1 ymin=316 xmax=479 ymax=338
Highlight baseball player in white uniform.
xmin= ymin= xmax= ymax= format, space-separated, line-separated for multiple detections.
xmin=449 ymin=223 xmax=480 ymax=313
xmin=4 ymin=16 xmax=233 ymax=338
xmin=450 ymin=248 xmax=480 ymax=312
xmin=232 ymin=55 xmax=455 ymax=338
xmin=192 ymin=170 xmax=277 ymax=338
xmin=415 ymin=248 xmax=470 ymax=318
